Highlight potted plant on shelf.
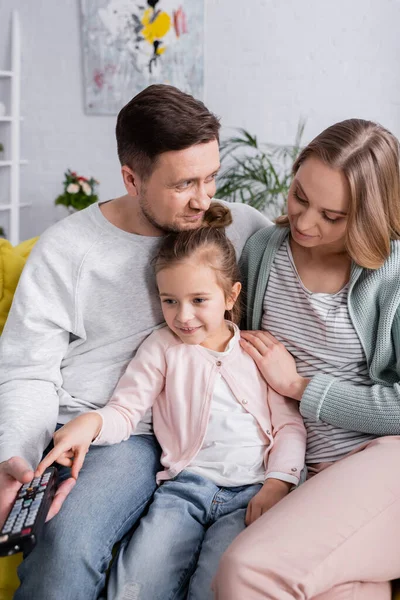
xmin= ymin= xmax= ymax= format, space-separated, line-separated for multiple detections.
xmin=215 ymin=121 xmax=305 ymax=219
xmin=55 ymin=169 xmax=99 ymax=213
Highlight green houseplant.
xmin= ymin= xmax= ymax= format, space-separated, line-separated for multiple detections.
xmin=215 ymin=122 xmax=305 ymax=218
xmin=55 ymin=169 xmax=99 ymax=213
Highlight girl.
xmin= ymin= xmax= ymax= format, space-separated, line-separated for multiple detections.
xmin=214 ymin=119 xmax=400 ymax=600
xmin=36 ymin=203 xmax=306 ymax=600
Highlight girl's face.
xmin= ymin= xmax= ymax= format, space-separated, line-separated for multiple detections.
xmin=157 ymin=261 xmax=241 ymax=351
xmin=287 ymin=156 xmax=350 ymax=252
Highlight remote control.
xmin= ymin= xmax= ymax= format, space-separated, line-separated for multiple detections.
xmin=0 ymin=466 xmax=58 ymax=557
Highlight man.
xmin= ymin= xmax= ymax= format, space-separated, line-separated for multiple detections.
xmin=0 ymin=84 xmax=270 ymax=599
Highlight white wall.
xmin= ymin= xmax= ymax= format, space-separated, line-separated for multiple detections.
xmin=0 ymin=0 xmax=400 ymax=239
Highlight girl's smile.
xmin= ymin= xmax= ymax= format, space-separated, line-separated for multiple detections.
xmin=157 ymin=260 xmax=240 ymax=352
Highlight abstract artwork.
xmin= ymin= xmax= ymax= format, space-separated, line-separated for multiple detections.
xmin=80 ymin=0 xmax=204 ymax=115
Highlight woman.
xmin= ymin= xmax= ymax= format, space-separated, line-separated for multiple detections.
xmin=214 ymin=119 xmax=400 ymax=600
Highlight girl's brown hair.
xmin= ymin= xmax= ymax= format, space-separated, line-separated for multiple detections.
xmin=154 ymin=203 xmax=241 ymax=323
xmin=277 ymin=118 xmax=400 ymax=269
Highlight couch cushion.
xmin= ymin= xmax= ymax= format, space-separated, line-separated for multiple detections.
xmin=0 ymin=237 xmax=38 ymax=335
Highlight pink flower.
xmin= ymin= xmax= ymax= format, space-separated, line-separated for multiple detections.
xmin=67 ymin=183 xmax=80 ymax=194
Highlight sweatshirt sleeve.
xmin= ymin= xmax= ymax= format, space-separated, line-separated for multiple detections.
xmin=265 ymin=387 xmax=307 ymax=485
xmin=0 ymin=235 xmax=76 ymax=468
xmin=93 ymin=331 xmax=167 ymax=445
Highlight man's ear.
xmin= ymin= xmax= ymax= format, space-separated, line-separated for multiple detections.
xmin=121 ymin=165 xmax=140 ymax=197
xmin=226 ymin=281 xmax=242 ymax=310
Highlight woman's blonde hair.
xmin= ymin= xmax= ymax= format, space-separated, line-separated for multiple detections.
xmin=154 ymin=203 xmax=242 ymax=323
xmin=277 ymin=118 xmax=400 ymax=269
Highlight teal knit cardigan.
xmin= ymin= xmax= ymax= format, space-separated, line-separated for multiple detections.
xmin=240 ymin=225 xmax=400 ymax=435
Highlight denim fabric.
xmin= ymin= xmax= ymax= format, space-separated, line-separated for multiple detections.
xmin=15 ymin=432 xmax=161 ymax=600
xmin=107 ymin=470 xmax=262 ymax=600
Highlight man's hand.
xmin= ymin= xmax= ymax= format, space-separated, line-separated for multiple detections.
xmin=245 ymin=478 xmax=291 ymax=526
xmin=35 ymin=413 xmax=103 ymax=480
xmin=0 ymin=457 xmax=76 ymax=529
xmin=0 ymin=457 xmax=33 ymax=529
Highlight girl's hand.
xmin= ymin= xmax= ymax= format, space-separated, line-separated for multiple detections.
xmin=240 ymin=330 xmax=309 ymax=400
xmin=35 ymin=413 xmax=103 ymax=480
xmin=245 ymin=479 xmax=291 ymax=526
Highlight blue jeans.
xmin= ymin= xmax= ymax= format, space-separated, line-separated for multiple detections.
xmin=108 ymin=470 xmax=262 ymax=600
xmin=15 ymin=432 xmax=161 ymax=600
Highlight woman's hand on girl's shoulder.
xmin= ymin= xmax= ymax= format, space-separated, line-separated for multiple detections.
xmin=240 ymin=330 xmax=309 ymax=400
xmin=245 ymin=479 xmax=291 ymax=526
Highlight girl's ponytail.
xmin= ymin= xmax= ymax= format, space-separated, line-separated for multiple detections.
xmin=154 ymin=203 xmax=241 ymax=324
xmin=203 ymin=202 xmax=233 ymax=229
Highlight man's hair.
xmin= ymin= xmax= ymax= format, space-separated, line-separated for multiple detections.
xmin=116 ymin=84 xmax=220 ymax=179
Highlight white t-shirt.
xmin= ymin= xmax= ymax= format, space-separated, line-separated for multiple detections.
xmin=187 ymin=327 xmax=298 ymax=487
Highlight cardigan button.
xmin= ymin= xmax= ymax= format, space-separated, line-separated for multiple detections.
xmin=216 ymin=360 xmax=222 ymax=367
xmin=266 ymin=429 xmax=271 ymax=435
xmin=291 ymin=468 xmax=297 ymax=472
xmin=242 ymin=399 xmax=248 ymax=405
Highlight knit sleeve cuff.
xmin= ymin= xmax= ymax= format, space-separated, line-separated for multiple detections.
xmin=299 ymin=374 xmax=335 ymax=421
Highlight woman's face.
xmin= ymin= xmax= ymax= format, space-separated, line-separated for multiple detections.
xmin=287 ymin=156 xmax=350 ymax=251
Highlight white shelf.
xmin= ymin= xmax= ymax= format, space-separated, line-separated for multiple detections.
xmin=0 ymin=160 xmax=28 ymax=167
xmin=0 ymin=203 xmax=30 ymax=212
xmin=0 ymin=11 xmax=24 ymax=245
xmin=0 ymin=117 xmax=24 ymax=122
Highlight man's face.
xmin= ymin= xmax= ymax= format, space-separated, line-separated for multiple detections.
xmin=134 ymin=140 xmax=220 ymax=233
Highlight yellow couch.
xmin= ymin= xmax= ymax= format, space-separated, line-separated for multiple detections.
xmin=0 ymin=236 xmax=399 ymax=600
xmin=0 ymin=237 xmax=38 ymax=335
xmin=0 ymin=555 xmax=21 ymax=600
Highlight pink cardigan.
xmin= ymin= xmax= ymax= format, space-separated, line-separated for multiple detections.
xmin=94 ymin=325 xmax=306 ymax=484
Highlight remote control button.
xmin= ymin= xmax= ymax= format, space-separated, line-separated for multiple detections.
xmin=5 ymin=515 xmax=17 ymax=524
xmin=27 ymin=513 xmax=38 ymax=522
xmin=0 ymin=535 xmax=8 ymax=542
xmin=21 ymin=528 xmax=32 ymax=536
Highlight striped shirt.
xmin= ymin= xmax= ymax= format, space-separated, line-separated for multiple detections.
xmin=262 ymin=238 xmax=376 ymax=464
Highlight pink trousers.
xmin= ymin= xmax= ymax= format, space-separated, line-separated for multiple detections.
xmin=214 ymin=436 xmax=400 ymax=600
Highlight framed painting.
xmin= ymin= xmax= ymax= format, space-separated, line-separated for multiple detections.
xmin=80 ymin=0 xmax=204 ymax=114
